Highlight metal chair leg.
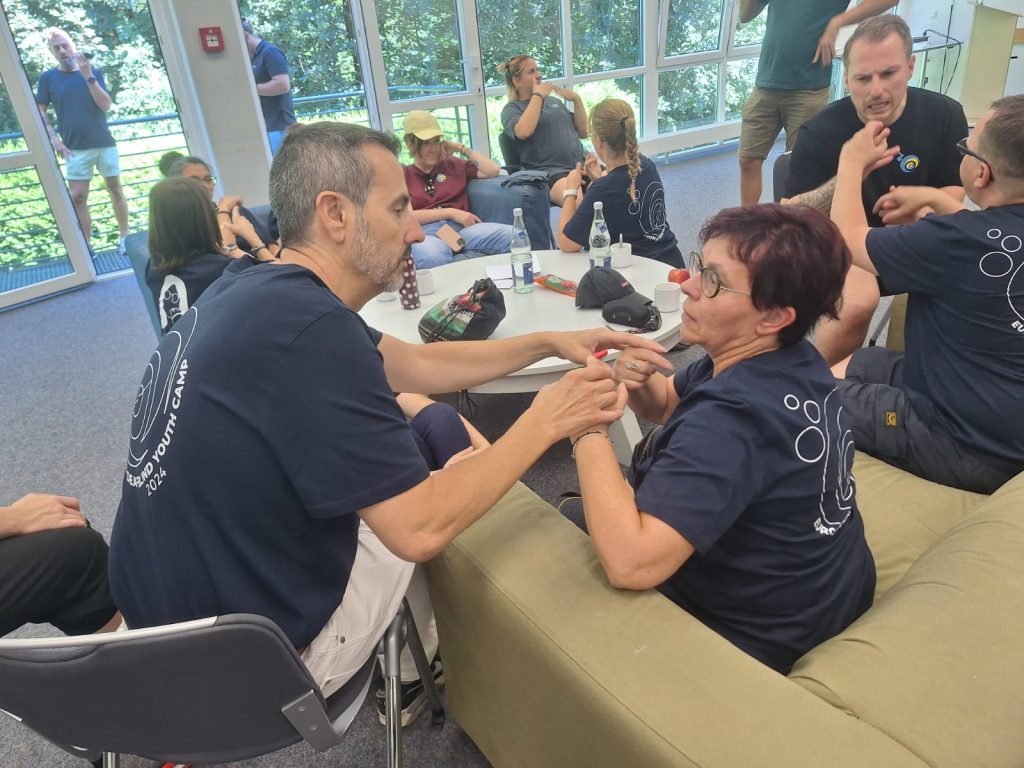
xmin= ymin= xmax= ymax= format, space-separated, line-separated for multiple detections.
xmin=101 ymin=752 xmax=120 ymax=768
xmin=401 ymin=598 xmax=445 ymax=726
xmin=381 ymin=608 xmax=405 ymax=768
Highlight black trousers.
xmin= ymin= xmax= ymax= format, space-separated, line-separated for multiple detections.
xmin=0 ymin=527 xmax=117 ymax=637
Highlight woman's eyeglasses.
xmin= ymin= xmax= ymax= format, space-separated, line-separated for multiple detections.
xmin=424 ymin=175 xmax=436 ymax=197
xmin=955 ymin=137 xmax=995 ymax=180
xmin=688 ymin=251 xmax=751 ymax=299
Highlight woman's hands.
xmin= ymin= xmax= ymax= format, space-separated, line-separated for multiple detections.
xmin=221 ymin=207 xmax=263 ymax=256
xmin=1 ymin=494 xmax=86 ymax=538
xmin=613 ymin=347 xmax=673 ymax=391
xmin=528 ymin=356 xmax=628 ymax=445
xmin=448 ymin=208 xmax=481 ymax=228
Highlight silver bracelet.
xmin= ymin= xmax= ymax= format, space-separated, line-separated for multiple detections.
xmin=570 ymin=431 xmax=612 ymax=458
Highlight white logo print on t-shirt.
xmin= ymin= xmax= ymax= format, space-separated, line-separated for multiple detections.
xmin=784 ymin=388 xmax=855 ymax=536
xmin=979 ymin=227 xmax=1024 ymax=331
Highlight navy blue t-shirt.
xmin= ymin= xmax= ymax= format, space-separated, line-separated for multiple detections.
xmin=145 ymin=251 xmax=232 ymax=335
xmin=109 ymin=261 xmax=430 ymax=648
xmin=786 ymin=88 xmax=966 ymax=226
xmin=563 ymin=156 xmax=684 ymax=267
xmin=865 ymin=204 xmax=1024 ymax=467
xmin=633 ymin=341 xmax=875 ymax=673
xmin=35 ymin=67 xmax=115 ymax=149
xmin=251 ymin=40 xmax=296 ymax=132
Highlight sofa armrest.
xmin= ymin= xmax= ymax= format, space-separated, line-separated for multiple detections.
xmin=467 ymin=176 xmax=553 ymax=250
xmin=425 ymin=483 xmax=924 ymax=768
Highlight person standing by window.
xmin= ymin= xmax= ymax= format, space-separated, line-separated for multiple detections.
xmin=242 ymin=18 xmax=296 ymax=155
xmin=36 ymin=28 xmax=130 ymax=255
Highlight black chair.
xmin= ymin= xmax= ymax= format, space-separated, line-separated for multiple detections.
xmin=771 ymin=151 xmax=791 ymax=203
xmin=0 ymin=600 xmax=442 ymax=768
xmin=497 ymin=131 xmax=522 ymax=173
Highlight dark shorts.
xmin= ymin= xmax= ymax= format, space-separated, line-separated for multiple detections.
xmin=409 ymin=401 xmax=471 ymax=470
xmin=837 ymin=347 xmax=1016 ymax=494
xmin=0 ymin=526 xmax=117 ymax=636
xmin=545 ymin=171 xmax=592 ymax=192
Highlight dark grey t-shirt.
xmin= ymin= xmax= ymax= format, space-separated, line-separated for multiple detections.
xmin=501 ymin=96 xmax=585 ymax=175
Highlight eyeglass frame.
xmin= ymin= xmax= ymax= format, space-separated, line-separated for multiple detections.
xmin=955 ymin=137 xmax=995 ymax=181
xmin=688 ymin=251 xmax=752 ymax=299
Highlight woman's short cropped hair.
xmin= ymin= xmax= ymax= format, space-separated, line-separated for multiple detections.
xmin=148 ymin=177 xmax=221 ymax=271
xmin=979 ymin=95 xmax=1024 ymax=184
xmin=699 ymin=204 xmax=850 ymax=347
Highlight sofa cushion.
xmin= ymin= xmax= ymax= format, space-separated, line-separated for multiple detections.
xmin=853 ymin=452 xmax=986 ymax=598
xmin=427 ymin=482 xmax=927 ymax=768
xmin=790 ymin=470 xmax=1024 ymax=768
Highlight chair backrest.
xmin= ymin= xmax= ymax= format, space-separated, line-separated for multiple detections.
xmin=124 ymin=231 xmax=161 ymax=337
xmin=497 ymin=131 xmax=522 ymax=171
xmin=0 ymin=614 xmax=363 ymax=764
xmin=772 ymin=151 xmax=792 ymax=203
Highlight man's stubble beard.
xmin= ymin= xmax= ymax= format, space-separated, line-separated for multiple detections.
xmin=352 ymin=214 xmax=409 ymax=293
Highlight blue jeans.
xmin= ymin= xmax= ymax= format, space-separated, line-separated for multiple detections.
xmin=412 ymin=220 xmax=513 ymax=269
xmin=268 ymin=129 xmax=287 ymax=155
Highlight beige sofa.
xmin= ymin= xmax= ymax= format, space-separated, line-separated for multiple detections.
xmin=425 ymin=451 xmax=1024 ymax=767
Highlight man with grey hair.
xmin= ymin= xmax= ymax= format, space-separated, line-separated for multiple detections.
xmin=36 ymin=27 xmax=130 ymax=254
xmin=784 ymin=14 xmax=967 ymax=365
xmin=241 ymin=18 xmax=295 ymax=154
xmin=109 ymin=122 xmax=669 ymax=723
xmin=829 ymin=95 xmax=1024 ymax=493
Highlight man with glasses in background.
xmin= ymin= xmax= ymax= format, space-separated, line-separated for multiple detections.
xmin=783 ymin=15 xmax=967 ymax=367
xmin=829 ymin=95 xmax=1024 ymax=493
xmin=36 ymin=28 xmax=130 ymax=255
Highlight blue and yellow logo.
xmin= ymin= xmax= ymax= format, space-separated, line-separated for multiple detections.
xmin=898 ymin=154 xmax=920 ymax=173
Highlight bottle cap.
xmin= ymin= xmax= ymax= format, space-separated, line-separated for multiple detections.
xmin=513 ymin=207 xmax=523 ymax=216
xmin=593 ymin=201 xmax=603 ymax=210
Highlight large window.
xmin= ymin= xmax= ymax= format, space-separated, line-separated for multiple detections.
xmin=477 ymin=0 xmax=563 ymax=88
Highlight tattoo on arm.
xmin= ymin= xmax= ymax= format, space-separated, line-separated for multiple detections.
xmin=797 ymin=177 xmax=837 ymax=212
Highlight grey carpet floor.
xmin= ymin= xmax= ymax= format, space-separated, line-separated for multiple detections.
xmin=1 ymin=140 xmax=863 ymax=767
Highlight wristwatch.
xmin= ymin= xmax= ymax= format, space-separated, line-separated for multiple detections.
xmin=562 ymin=188 xmax=579 ymax=200
xmin=86 ymin=76 xmax=96 ymax=84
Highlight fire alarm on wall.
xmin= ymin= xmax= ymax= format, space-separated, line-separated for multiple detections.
xmin=199 ymin=26 xmax=225 ymax=53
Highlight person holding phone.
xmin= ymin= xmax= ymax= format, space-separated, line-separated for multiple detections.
xmin=402 ymin=110 xmax=513 ymax=268
xmin=36 ymin=27 xmax=130 ymax=255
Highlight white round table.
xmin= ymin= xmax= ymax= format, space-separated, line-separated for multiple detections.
xmin=359 ymin=250 xmax=684 ymax=463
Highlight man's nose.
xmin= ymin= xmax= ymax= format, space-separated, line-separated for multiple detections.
xmin=408 ymin=218 xmax=425 ymax=244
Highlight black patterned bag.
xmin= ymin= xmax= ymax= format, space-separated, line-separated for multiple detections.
xmin=417 ymin=277 xmax=507 ymax=342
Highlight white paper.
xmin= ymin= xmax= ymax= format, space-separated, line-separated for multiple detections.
xmin=487 ymin=254 xmax=542 ymax=289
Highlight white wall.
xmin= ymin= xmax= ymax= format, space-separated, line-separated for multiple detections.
xmin=156 ymin=0 xmax=272 ymax=206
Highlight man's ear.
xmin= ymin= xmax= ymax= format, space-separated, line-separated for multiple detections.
xmin=757 ymin=305 xmax=797 ymax=337
xmin=314 ymin=190 xmax=353 ymax=243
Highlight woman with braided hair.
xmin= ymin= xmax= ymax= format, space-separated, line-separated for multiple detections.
xmin=557 ymin=99 xmax=684 ymax=267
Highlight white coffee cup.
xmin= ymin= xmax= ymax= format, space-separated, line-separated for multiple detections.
xmin=654 ymin=282 xmax=681 ymax=313
xmin=610 ymin=241 xmax=633 ymax=268
xmin=376 ymin=291 xmax=397 ymax=302
xmin=418 ymin=269 xmax=436 ymax=296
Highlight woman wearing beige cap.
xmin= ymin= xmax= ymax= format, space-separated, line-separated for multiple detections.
xmin=402 ymin=110 xmax=513 ymax=268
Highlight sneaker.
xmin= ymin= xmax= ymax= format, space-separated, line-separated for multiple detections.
xmin=117 ymin=236 xmax=128 ymax=256
xmin=375 ymin=656 xmax=443 ymax=726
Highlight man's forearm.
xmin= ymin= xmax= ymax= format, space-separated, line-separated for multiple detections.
xmin=381 ymin=331 xmax=565 ymax=394
xmin=738 ymin=0 xmax=768 ymax=23
xmin=792 ymin=177 xmax=837 ymax=213
xmin=829 ymin=0 xmax=897 ymax=30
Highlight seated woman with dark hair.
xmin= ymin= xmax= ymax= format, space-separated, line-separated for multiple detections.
xmin=146 ymin=177 xmax=268 ymax=334
xmin=557 ymin=98 xmax=684 ymax=267
xmin=159 ymin=151 xmax=279 ymax=258
xmin=570 ymin=204 xmax=876 ymax=674
xmin=498 ymin=54 xmax=594 ymax=205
